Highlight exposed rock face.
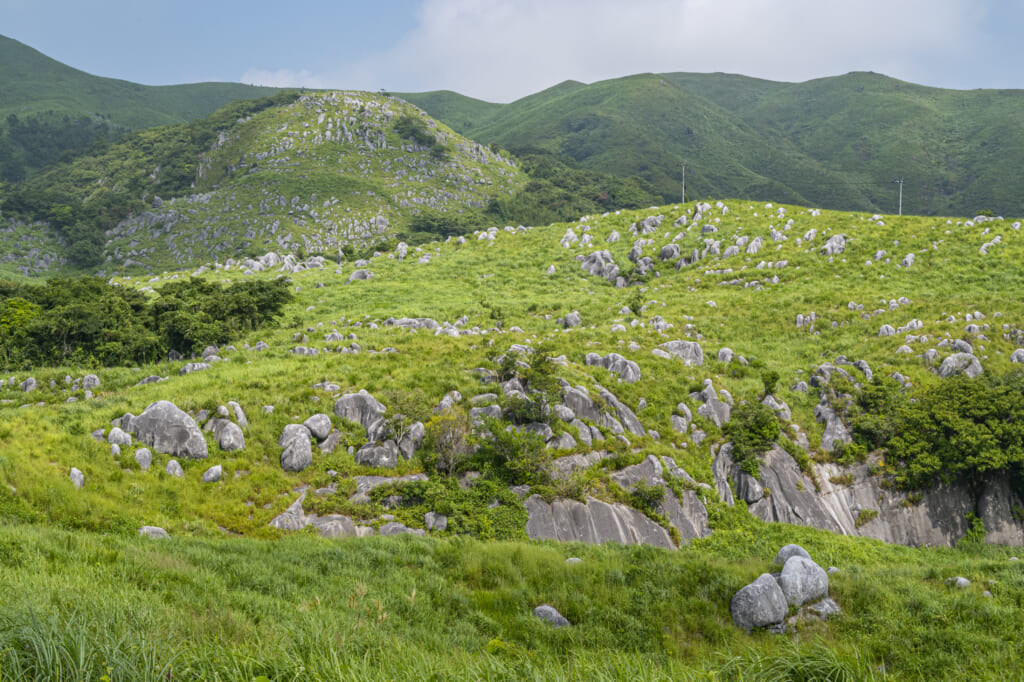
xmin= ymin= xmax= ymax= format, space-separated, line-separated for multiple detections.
xmin=269 ymin=493 xmax=375 ymax=538
xmin=608 ymin=455 xmax=711 ymax=541
xmin=585 ymin=352 xmax=641 ymax=383
xmin=355 ymin=440 xmax=401 ymax=468
xmin=129 ymin=401 xmax=208 ymax=460
xmin=938 ymin=352 xmax=983 ymax=378
xmin=524 ymin=495 xmax=675 ymax=549
xmin=533 ymin=604 xmax=570 ymax=627
xmin=303 ymin=414 xmax=333 ymax=441
xmin=730 ymin=574 xmax=787 ymax=632
xmin=656 ymin=340 xmax=704 ymax=366
xmin=334 ymin=391 xmax=387 ymax=442
xmin=778 ymin=556 xmax=828 ymax=607
xmin=215 ymin=421 xmax=245 ymax=452
xmin=715 ymin=442 xmax=1024 ymax=548
xmin=279 ymin=424 xmax=313 ymax=472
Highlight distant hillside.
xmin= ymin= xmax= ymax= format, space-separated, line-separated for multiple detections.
xmin=0 ymin=34 xmax=278 ymax=128
xmin=0 ymin=91 xmax=528 ymax=274
xmin=400 ymin=72 xmax=1024 ymax=217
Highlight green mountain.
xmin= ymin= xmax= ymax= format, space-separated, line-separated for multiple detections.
xmin=400 ymin=71 xmax=1024 ymax=217
xmin=0 ymin=34 xmax=278 ymax=129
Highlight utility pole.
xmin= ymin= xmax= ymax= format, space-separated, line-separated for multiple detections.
xmin=681 ymin=162 xmax=686 ymax=203
xmin=895 ymin=177 xmax=904 ymax=216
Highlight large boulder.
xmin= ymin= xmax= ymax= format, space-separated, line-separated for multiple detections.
xmin=215 ymin=421 xmax=245 ymax=452
xmin=524 ymin=495 xmax=675 ymax=549
xmin=334 ymin=391 xmax=387 ymax=442
xmin=303 ymin=413 xmax=334 ymax=442
xmin=730 ymin=574 xmax=787 ymax=632
xmin=279 ymin=424 xmax=313 ymax=472
xmin=585 ymin=352 xmax=641 ymax=383
xmin=938 ymin=353 xmax=983 ymax=378
xmin=129 ymin=401 xmax=208 ymax=459
xmin=355 ymin=440 xmax=401 ymax=468
xmin=778 ymin=556 xmax=829 ymax=607
xmin=533 ymin=604 xmax=571 ymax=628
xmin=656 ymin=340 xmax=704 ymax=366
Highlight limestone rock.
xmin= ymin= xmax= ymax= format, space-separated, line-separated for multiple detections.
xmin=134 ymin=448 xmax=153 ymax=471
xmin=303 ymin=413 xmax=333 ymax=442
xmin=129 ymin=401 xmax=208 ymax=459
xmin=524 ymin=495 xmax=675 ymax=549
xmin=730 ymin=574 xmax=787 ymax=632
xmin=215 ymin=420 xmax=245 ymax=452
xmin=656 ymin=340 xmax=704 ymax=366
xmin=139 ymin=526 xmax=169 ymax=539
xmin=355 ymin=440 xmax=401 ymax=468
xmin=279 ymin=424 xmax=313 ymax=472
xmin=69 ymin=467 xmax=84 ymax=488
xmin=585 ymin=352 xmax=641 ymax=383
xmin=778 ymin=556 xmax=829 ymax=607
xmin=202 ymin=465 xmax=222 ymax=483
xmin=774 ymin=544 xmax=811 ymax=565
xmin=166 ymin=460 xmax=184 ymax=477
xmin=334 ymin=391 xmax=387 ymax=442
xmin=533 ymin=604 xmax=570 ymax=627
xmin=938 ymin=353 xmax=983 ymax=378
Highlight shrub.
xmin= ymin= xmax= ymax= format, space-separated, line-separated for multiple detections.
xmin=420 ymin=407 xmax=474 ymax=476
xmin=476 ymin=418 xmax=551 ymax=485
xmin=724 ymin=401 xmax=781 ymax=477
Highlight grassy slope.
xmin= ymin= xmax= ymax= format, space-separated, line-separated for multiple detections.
xmin=402 ymin=72 xmax=1024 ymax=217
xmin=2 ymin=199 xmax=1024 ymax=676
xmin=0 ymin=34 xmax=278 ymax=129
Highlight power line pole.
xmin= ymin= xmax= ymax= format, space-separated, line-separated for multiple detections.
xmin=681 ymin=162 xmax=686 ymax=203
xmin=895 ymin=177 xmax=903 ymax=216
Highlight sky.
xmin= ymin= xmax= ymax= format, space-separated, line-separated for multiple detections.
xmin=2 ymin=0 xmax=1023 ymax=102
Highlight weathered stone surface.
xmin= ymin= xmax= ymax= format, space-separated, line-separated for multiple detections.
xmin=334 ymin=391 xmax=387 ymax=442
xmin=83 ymin=374 xmax=100 ymax=390
xmin=227 ymin=401 xmax=248 ymax=429
xmin=378 ymin=522 xmax=425 ymax=536
xmin=355 ymin=440 xmax=401 ymax=468
xmin=550 ymin=451 xmax=615 ymax=480
xmin=179 ymin=362 xmax=212 ymax=376
xmin=656 ymin=340 xmax=704 ymax=366
xmin=533 ymin=604 xmax=570 ymax=627
xmin=398 ymin=422 xmax=426 ymax=459
xmin=978 ymin=474 xmax=1024 ymax=545
xmin=166 ymin=459 xmax=184 ymax=477
xmin=585 ymin=352 xmax=641 ymax=383
xmin=303 ymin=414 xmax=333 ymax=442
xmin=201 ymin=465 xmax=222 ymax=483
xmin=562 ymin=310 xmax=582 ymax=328
xmin=69 ymin=467 xmax=84 ymax=488
xmin=562 ymin=387 xmax=624 ymax=434
xmin=778 ymin=556 xmax=829 ymax=607
xmin=279 ymin=424 xmax=313 ymax=472
xmin=139 ymin=526 xmax=169 ymax=539
xmin=425 ymin=511 xmax=448 ymax=531
xmin=938 ymin=352 xmax=983 ymax=378
xmin=348 ymin=473 xmax=429 ymax=504
xmin=774 ymin=544 xmax=811 ymax=565
xmin=129 ymin=401 xmax=208 ymax=460
xmin=598 ymin=387 xmax=645 ymax=436
xmin=108 ymin=427 xmax=132 ymax=446
xmin=134 ymin=448 xmax=152 ymax=471
xmin=730 ymin=574 xmax=787 ymax=632
xmin=524 ymin=495 xmax=675 ymax=549
xmin=215 ymin=420 xmax=245 ymax=452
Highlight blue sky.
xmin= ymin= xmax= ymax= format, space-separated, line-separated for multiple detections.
xmin=2 ymin=0 xmax=1023 ymax=102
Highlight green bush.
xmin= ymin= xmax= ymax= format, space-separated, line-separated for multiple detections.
xmin=724 ymin=401 xmax=781 ymax=477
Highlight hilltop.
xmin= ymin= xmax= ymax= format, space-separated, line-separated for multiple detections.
xmin=400 ymin=71 xmax=1024 ymax=217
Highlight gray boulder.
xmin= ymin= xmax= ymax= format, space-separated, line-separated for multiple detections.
xmin=279 ymin=424 xmax=313 ymax=472
xmin=533 ymin=604 xmax=570 ymax=628
xmin=108 ymin=427 xmax=132 ymax=447
xmin=227 ymin=401 xmax=249 ymax=429
xmin=129 ymin=401 xmax=208 ymax=459
xmin=303 ymin=413 xmax=333 ymax=442
xmin=134 ymin=448 xmax=153 ymax=471
xmin=69 ymin=467 xmax=84 ymax=488
xmin=83 ymin=374 xmax=101 ymax=390
xmin=730 ymin=574 xmax=787 ymax=632
xmin=820 ymin=234 xmax=846 ymax=256
xmin=562 ymin=311 xmax=582 ymax=328
xmin=585 ymin=352 xmax=641 ymax=383
xmin=215 ymin=421 xmax=245 ymax=452
xmin=425 ymin=511 xmax=448 ymax=531
xmin=938 ymin=353 xmax=983 ymax=378
xmin=398 ymin=422 xmax=426 ymax=459
xmin=166 ymin=460 xmax=184 ymax=477
xmin=348 ymin=269 xmax=373 ymax=283
xmin=355 ymin=440 xmax=401 ymax=468
xmin=179 ymin=362 xmax=212 ymax=375
xmin=139 ymin=526 xmax=169 ymax=539
xmin=202 ymin=465 xmax=222 ymax=483
xmin=657 ymin=340 xmax=704 ymax=366
xmin=524 ymin=495 xmax=674 ymax=549
xmin=378 ymin=522 xmax=425 ymax=536
xmin=334 ymin=391 xmax=387 ymax=442
xmin=21 ymin=377 xmax=37 ymax=392
xmin=774 ymin=544 xmax=811 ymax=565
xmin=778 ymin=556 xmax=829 ymax=607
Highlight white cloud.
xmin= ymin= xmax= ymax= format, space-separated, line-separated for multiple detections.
xmin=240 ymin=68 xmax=328 ymax=89
xmin=244 ymin=0 xmax=991 ymax=100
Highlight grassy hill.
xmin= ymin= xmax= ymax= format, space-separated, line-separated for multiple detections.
xmin=0 ymin=34 xmax=278 ymax=129
xmin=400 ymin=71 xmax=1024 ymax=217
xmin=1 ymin=198 xmax=1024 ymax=677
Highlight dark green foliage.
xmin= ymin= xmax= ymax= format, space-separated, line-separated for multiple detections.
xmin=630 ymin=481 xmax=666 ymax=513
xmin=849 ymin=376 xmax=905 ymax=452
xmin=419 ymin=407 xmax=474 ymax=476
xmin=476 ymin=418 xmax=552 ymax=486
xmin=760 ymin=369 xmax=779 ymax=397
xmin=392 ymin=113 xmax=449 ymax=159
xmin=0 ymin=112 xmax=119 ymax=182
xmin=0 ymin=276 xmax=292 ymax=368
xmin=406 ymin=209 xmax=481 ymax=239
xmin=485 ymin=151 xmax=662 ymax=226
xmin=723 ymin=402 xmax=781 ymax=477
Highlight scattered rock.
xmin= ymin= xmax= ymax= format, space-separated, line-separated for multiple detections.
xmin=166 ymin=460 xmax=184 ymax=477
xmin=129 ymin=401 xmax=208 ymax=459
xmin=69 ymin=467 xmax=84 ymax=488
xmin=279 ymin=424 xmax=314 ymax=472
xmin=533 ymin=604 xmax=570 ymax=628
xmin=202 ymin=465 xmax=222 ymax=483
xmin=778 ymin=556 xmax=829 ymax=607
xmin=139 ymin=526 xmax=170 ymax=539
xmin=730 ymin=574 xmax=787 ymax=632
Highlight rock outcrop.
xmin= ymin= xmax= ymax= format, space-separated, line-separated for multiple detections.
xmin=524 ymin=495 xmax=675 ymax=549
xmin=128 ymin=401 xmax=208 ymax=459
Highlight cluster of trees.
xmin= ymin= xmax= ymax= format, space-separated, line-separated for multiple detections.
xmin=0 ymin=276 xmax=293 ymax=368
xmin=836 ymin=373 xmax=1024 ymax=489
xmin=0 ymin=112 xmax=119 ymax=182
xmin=483 ymin=150 xmax=663 ymax=227
xmin=392 ymin=114 xmax=449 ymax=159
